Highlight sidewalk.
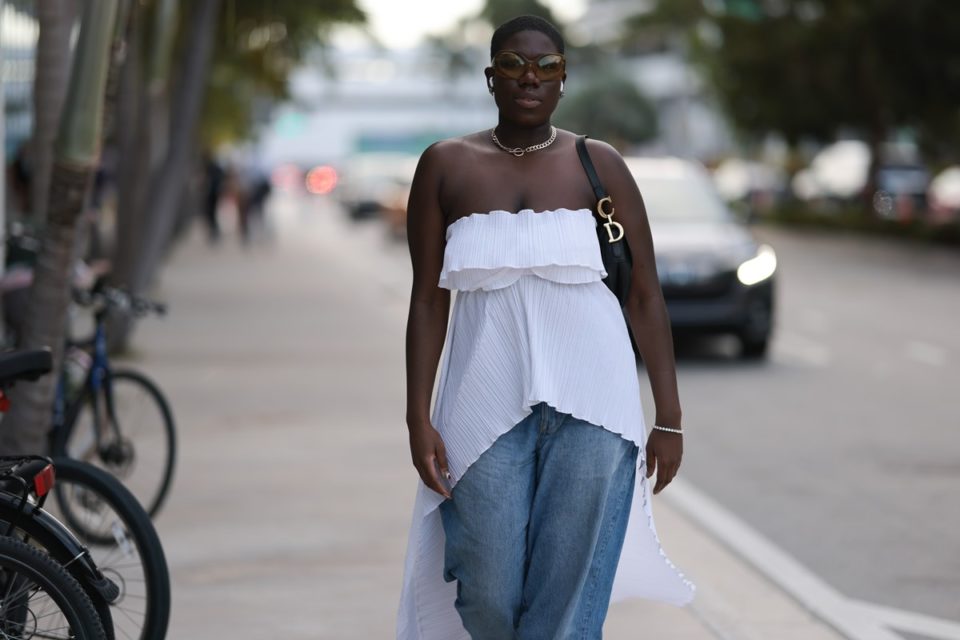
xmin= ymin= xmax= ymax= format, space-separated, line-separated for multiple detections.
xmin=131 ymin=195 xmax=846 ymax=639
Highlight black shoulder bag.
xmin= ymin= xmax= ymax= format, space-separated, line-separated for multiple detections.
xmin=575 ymin=136 xmax=633 ymax=307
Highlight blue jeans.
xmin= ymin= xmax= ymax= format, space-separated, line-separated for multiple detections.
xmin=439 ymin=402 xmax=638 ymax=640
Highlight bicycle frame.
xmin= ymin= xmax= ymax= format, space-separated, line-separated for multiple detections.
xmin=52 ymin=314 xmax=122 ymax=459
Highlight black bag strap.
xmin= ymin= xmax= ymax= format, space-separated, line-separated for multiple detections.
xmin=575 ymin=135 xmax=608 ymax=202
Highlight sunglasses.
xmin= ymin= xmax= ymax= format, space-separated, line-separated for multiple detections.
xmin=491 ymin=51 xmax=566 ymax=81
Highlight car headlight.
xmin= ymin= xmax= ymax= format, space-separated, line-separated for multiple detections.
xmin=737 ymin=244 xmax=777 ymax=285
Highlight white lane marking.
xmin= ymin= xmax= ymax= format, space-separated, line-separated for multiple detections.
xmin=665 ymin=478 xmax=960 ymax=640
xmin=904 ymin=340 xmax=947 ymax=367
xmin=851 ymin=601 xmax=960 ymax=639
xmin=774 ymin=330 xmax=833 ymax=367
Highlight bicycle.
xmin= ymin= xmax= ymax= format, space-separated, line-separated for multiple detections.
xmin=2 ymin=236 xmax=177 ymax=520
xmin=46 ymin=457 xmax=171 ymax=640
xmin=0 ymin=534 xmax=108 ymax=639
xmin=0 ymin=350 xmax=115 ymax=638
xmin=51 ymin=284 xmax=177 ymax=520
xmin=1 ymin=349 xmax=171 ymax=640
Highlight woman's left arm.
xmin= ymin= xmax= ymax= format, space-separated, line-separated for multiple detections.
xmin=588 ymin=140 xmax=682 ymax=495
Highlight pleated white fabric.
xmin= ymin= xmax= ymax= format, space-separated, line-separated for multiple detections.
xmin=439 ymin=209 xmax=606 ymax=291
xmin=397 ymin=208 xmax=695 ymax=640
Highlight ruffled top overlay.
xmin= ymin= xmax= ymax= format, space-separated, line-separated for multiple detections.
xmin=398 ymin=208 xmax=695 ymax=640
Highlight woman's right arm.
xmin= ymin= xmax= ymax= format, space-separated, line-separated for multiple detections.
xmin=405 ymin=144 xmax=452 ymax=498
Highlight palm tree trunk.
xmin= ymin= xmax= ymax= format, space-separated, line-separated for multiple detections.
xmin=110 ymin=1 xmax=148 ymax=301
xmin=0 ymin=0 xmax=120 ymax=455
xmin=146 ymin=0 xmax=180 ymax=169
xmin=108 ymin=0 xmax=194 ymax=351
xmin=135 ymin=0 xmax=220 ymax=292
xmin=108 ymin=0 xmax=221 ymax=352
xmin=29 ymin=0 xmax=76 ymax=223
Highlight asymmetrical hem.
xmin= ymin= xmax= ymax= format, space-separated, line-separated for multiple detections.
xmin=398 ymin=208 xmax=695 ymax=640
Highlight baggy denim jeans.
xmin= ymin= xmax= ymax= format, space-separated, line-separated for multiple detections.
xmin=439 ymin=402 xmax=638 ymax=640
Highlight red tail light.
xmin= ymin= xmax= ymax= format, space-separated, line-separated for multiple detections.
xmin=305 ymin=165 xmax=338 ymax=195
xmin=33 ymin=464 xmax=55 ymax=497
xmin=0 ymin=391 xmax=9 ymax=413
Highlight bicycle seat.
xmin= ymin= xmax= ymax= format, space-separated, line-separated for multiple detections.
xmin=0 ymin=349 xmax=53 ymax=385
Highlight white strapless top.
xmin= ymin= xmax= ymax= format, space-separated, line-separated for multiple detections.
xmin=398 ymin=209 xmax=695 ymax=640
xmin=439 ymin=208 xmax=606 ymax=291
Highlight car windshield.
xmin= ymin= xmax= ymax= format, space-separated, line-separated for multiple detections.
xmin=630 ymin=170 xmax=732 ymax=223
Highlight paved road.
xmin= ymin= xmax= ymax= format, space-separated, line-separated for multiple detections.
xmin=668 ymin=225 xmax=960 ymax=623
xmin=312 ymin=202 xmax=960 ymax=624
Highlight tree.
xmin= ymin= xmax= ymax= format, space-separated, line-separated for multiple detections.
xmin=554 ymin=73 xmax=658 ymax=150
xmin=634 ymin=0 xmax=960 ymax=203
xmin=110 ymin=0 xmax=180 ymax=302
xmin=106 ymin=0 xmax=366 ymax=351
xmin=115 ymin=0 xmax=223 ymax=342
xmin=201 ymin=0 xmax=366 ymax=146
xmin=28 ymin=0 xmax=78 ymax=224
xmin=1 ymin=0 xmax=122 ymax=454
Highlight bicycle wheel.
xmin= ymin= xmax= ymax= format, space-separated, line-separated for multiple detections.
xmin=48 ymin=458 xmax=170 ymax=640
xmin=55 ymin=369 xmax=177 ymax=519
xmin=0 ymin=534 xmax=107 ymax=639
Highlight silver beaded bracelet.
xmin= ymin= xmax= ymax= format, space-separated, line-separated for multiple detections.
xmin=652 ymin=425 xmax=683 ymax=435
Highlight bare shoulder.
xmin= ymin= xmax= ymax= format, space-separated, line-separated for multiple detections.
xmin=419 ymin=131 xmax=489 ymax=169
xmin=582 ymin=137 xmax=627 ymax=171
xmin=577 ymin=137 xmax=635 ymax=189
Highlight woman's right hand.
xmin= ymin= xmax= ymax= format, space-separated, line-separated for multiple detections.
xmin=408 ymin=423 xmax=451 ymax=499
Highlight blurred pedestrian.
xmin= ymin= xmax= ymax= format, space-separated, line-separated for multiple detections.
xmin=225 ymin=156 xmax=271 ymax=245
xmin=202 ymin=151 xmax=225 ymax=243
xmin=240 ymin=168 xmax=272 ymax=243
xmin=399 ymin=15 xmax=693 ymax=640
xmin=6 ymin=143 xmax=32 ymax=218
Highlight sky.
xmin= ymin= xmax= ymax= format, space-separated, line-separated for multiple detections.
xmin=348 ymin=0 xmax=588 ymax=49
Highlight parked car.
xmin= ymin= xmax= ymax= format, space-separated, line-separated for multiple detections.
xmin=626 ymin=157 xmax=777 ymax=358
xmin=873 ymin=163 xmax=930 ymax=220
xmin=791 ymin=140 xmax=932 ymax=220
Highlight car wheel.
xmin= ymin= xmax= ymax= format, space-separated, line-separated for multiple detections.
xmin=740 ymin=334 xmax=769 ymax=359
xmin=739 ymin=296 xmax=772 ymax=359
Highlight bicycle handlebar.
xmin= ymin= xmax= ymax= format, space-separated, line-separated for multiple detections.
xmin=73 ymin=285 xmax=167 ymax=318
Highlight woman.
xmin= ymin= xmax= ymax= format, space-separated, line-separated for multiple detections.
xmin=399 ymin=15 xmax=695 ymax=639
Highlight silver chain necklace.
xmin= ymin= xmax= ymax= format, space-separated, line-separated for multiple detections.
xmin=491 ymin=126 xmax=557 ymax=157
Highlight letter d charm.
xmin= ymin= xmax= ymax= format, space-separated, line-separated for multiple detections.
xmin=604 ymin=220 xmax=625 ymax=243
